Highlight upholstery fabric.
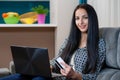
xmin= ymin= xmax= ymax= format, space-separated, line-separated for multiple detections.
xmin=97 ymin=68 xmax=120 ymax=80
xmin=99 ymin=27 xmax=120 ymax=68
xmin=97 ymin=27 xmax=120 ymax=80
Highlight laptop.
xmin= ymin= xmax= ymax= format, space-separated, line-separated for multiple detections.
xmin=10 ymin=45 xmax=62 ymax=78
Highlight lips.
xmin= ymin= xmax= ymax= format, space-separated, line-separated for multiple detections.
xmin=80 ymin=25 xmax=86 ymax=29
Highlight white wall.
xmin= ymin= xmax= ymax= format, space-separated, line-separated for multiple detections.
xmin=88 ymin=0 xmax=120 ymax=27
xmin=50 ymin=0 xmax=79 ymax=55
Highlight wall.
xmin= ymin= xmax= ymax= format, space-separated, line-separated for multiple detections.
xmin=88 ymin=0 xmax=120 ymax=27
xmin=0 ymin=0 xmax=79 ymax=68
xmin=50 ymin=0 xmax=79 ymax=55
xmin=0 ymin=27 xmax=55 ymax=68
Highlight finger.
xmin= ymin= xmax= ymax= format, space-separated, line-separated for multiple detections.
xmin=60 ymin=69 xmax=67 ymax=76
xmin=60 ymin=69 xmax=72 ymax=78
xmin=60 ymin=62 xmax=69 ymax=68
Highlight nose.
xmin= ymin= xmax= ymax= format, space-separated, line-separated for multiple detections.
xmin=79 ymin=18 xmax=83 ymax=25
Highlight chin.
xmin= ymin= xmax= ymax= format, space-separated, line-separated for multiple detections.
xmin=81 ymin=31 xmax=87 ymax=33
xmin=80 ymin=29 xmax=87 ymax=33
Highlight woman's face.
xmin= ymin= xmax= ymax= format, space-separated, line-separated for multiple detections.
xmin=75 ymin=8 xmax=88 ymax=33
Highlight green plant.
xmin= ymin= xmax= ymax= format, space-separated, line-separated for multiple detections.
xmin=31 ymin=5 xmax=49 ymax=15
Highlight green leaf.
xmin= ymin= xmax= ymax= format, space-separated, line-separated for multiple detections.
xmin=31 ymin=5 xmax=49 ymax=15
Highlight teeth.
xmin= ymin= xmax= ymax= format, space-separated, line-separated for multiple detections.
xmin=80 ymin=26 xmax=86 ymax=29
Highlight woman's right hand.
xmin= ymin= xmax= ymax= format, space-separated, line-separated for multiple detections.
xmin=60 ymin=62 xmax=82 ymax=80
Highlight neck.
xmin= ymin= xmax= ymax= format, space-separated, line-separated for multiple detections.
xmin=79 ymin=33 xmax=87 ymax=48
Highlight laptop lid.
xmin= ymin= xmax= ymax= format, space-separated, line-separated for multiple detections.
xmin=10 ymin=45 xmax=52 ymax=78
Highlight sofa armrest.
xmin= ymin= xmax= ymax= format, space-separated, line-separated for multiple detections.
xmin=9 ymin=61 xmax=16 ymax=74
xmin=0 ymin=68 xmax=10 ymax=77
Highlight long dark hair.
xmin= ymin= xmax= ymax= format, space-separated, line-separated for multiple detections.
xmin=60 ymin=4 xmax=99 ymax=73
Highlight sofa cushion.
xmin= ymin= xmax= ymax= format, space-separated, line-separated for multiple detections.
xmin=96 ymin=68 xmax=120 ymax=80
xmin=99 ymin=27 xmax=120 ymax=69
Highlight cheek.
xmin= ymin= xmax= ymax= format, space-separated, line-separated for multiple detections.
xmin=85 ymin=20 xmax=88 ymax=24
xmin=75 ymin=20 xmax=79 ymax=26
xmin=75 ymin=21 xmax=81 ymax=30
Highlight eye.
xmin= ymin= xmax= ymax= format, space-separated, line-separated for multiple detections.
xmin=75 ymin=16 xmax=79 ymax=20
xmin=83 ymin=16 xmax=88 ymax=19
xmin=85 ymin=17 xmax=88 ymax=19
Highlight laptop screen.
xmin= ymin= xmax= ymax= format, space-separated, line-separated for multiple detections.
xmin=10 ymin=45 xmax=51 ymax=78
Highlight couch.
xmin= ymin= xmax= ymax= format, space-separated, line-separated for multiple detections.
xmin=96 ymin=27 xmax=120 ymax=80
xmin=9 ymin=27 xmax=120 ymax=80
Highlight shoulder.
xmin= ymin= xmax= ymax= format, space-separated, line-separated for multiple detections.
xmin=98 ymin=38 xmax=106 ymax=52
xmin=58 ymin=38 xmax=68 ymax=53
xmin=98 ymin=38 xmax=105 ymax=46
xmin=98 ymin=38 xmax=106 ymax=61
xmin=62 ymin=38 xmax=69 ymax=46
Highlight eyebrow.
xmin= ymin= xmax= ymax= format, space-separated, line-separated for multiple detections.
xmin=75 ymin=14 xmax=88 ymax=17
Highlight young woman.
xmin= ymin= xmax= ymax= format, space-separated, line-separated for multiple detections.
xmin=51 ymin=3 xmax=106 ymax=80
xmin=0 ymin=4 xmax=106 ymax=80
